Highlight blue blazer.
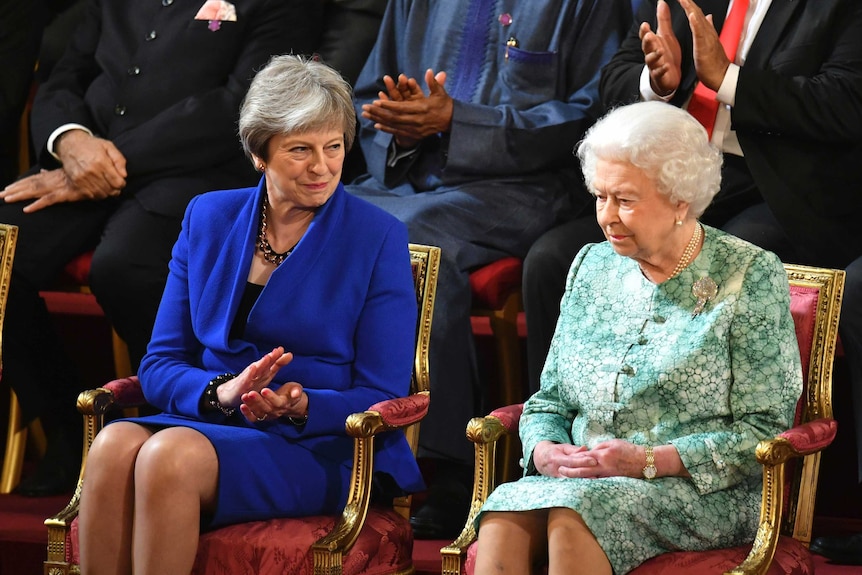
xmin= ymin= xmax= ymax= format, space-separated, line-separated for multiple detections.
xmin=138 ymin=180 xmax=425 ymax=494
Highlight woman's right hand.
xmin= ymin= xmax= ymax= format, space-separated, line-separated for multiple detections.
xmin=216 ymin=347 xmax=293 ymax=408
xmin=533 ymin=441 xmax=596 ymax=478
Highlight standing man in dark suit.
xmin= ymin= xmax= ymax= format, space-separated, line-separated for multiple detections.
xmin=0 ymin=0 xmax=322 ymax=496
xmin=522 ymin=5 xmax=862 ymax=561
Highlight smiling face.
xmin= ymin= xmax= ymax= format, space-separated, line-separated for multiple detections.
xmin=258 ymin=128 xmax=345 ymax=210
xmin=593 ymin=159 xmax=689 ymax=269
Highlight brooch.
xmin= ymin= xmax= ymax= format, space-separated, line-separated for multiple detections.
xmin=692 ymin=277 xmax=718 ymax=318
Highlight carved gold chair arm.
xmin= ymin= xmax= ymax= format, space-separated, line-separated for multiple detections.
xmin=725 ymin=418 xmax=838 ymax=575
xmin=441 ymin=414 xmax=513 ymax=575
xmin=312 ymin=391 xmax=430 ymax=574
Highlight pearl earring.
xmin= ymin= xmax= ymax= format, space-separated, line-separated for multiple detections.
xmin=675 ymin=219 xmax=683 ymax=226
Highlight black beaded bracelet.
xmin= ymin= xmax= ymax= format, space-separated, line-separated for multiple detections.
xmin=204 ymin=373 xmax=237 ymax=416
xmin=287 ymin=414 xmax=308 ymax=426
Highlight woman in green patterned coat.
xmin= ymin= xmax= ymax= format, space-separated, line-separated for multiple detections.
xmin=474 ymin=101 xmax=802 ymax=575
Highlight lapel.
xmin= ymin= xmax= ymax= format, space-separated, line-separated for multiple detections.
xmin=744 ymin=0 xmax=804 ymax=69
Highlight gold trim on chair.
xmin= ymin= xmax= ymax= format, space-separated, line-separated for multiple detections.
xmin=0 ymin=224 xmax=26 ymax=495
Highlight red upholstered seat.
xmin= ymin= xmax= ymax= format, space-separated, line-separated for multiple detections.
xmin=464 ymin=535 xmax=815 ymax=575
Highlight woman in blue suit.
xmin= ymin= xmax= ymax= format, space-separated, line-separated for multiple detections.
xmin=76 ymin=55 xmax=424 ymax=574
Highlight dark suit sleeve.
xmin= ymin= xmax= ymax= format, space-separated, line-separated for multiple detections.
xmin=732 ymin=1 xmax=862 ymax=143
xmin=111 ymin=0 xmax=323 ymax=179
xmin=600 ymin=0 xmax=726 ymax=110
xmin=32 ymin=0 xmax=324 ymax=178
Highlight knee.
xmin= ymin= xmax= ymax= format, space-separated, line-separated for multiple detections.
xmin=88 ymin=242 xmax=133 ymax=298
xmin=134 ymin=430 xmax=216 ymax=489
xmin=87 ymin=423 xmax=148 ymax=479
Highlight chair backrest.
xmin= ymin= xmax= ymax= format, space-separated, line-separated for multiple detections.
xmin=0 ymin=224 xmax=18 ymax=368
xmin=407 ymin=244 xmax=439 ymax=397
xmin=782 ymin=264 xmax=845 ymax=542
xmin=383 ymin=244 xmax=439 ymax=520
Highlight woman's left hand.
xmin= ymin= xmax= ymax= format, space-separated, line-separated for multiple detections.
xmin=239 ymin=381 xmax=308 ymax=424
xmin=556 ymin=439 xmax=646 ymax=479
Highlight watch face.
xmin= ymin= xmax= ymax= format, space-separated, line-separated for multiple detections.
xmin=643 ymin=465 xmax=657 ymax=480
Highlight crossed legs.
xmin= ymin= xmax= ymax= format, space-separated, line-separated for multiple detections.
xmin=475 ymin=508 xmax=612 ymax=575
xmin=78 ymin=423 xmax=219 ymax=575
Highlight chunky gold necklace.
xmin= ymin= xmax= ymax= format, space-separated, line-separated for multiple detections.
xmin=256 ymin=196 xmax=293 ymax=266
xmin=667 ymin=222 xmax=702 ymax=281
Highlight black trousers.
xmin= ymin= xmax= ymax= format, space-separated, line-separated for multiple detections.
xmin=0 ymin=193 xmax=181 ymax=428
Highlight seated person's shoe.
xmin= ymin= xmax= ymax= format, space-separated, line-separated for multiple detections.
xmin=410 ymin=462 xmax=472 ymax=540
xmin=810 ymin=532 xmax=862 ymax=565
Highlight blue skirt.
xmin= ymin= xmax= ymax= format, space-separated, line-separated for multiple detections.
xmin=121 ymin=413 xmax=353 ymax=529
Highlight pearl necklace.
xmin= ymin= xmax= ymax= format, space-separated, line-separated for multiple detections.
xmin=256 ymin=196 xmax=293 ymax=266
xmin=666 ymin=222 xmax=702 ymax=281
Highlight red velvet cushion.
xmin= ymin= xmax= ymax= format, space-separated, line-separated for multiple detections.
xmin=70 ymin=507 xmax=413 ymax=574
xmin=630 ymin=536 xmax=814 ymax=575
xmin=62 ymin=251 xmax=94 ymax=286
xmin=369 ymin=393 xmax=430 ymax=427
xmin=464 ymin=535 xmax=813 ymax=575
xmin=469 ymin=258 xmax=522 ymax=310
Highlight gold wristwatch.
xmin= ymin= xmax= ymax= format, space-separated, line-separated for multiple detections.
xmin=642 ymin=445 xmax=657 ymax=480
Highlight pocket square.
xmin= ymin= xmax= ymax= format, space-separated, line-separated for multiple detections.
xmin=194 ymin=0 xmax=237 ymax=22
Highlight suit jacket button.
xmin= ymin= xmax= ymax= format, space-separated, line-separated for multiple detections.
xmin=162 ymin=0 xmax=174 ymax=5
xmin=128 ymin=66 xmax=141 ymax=76
xmin=146 ymin=30 xmax=158 ymax=41
xmin=114 ymin=105 xmax=126 ymax=116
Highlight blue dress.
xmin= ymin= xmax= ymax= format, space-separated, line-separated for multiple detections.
xmin=132 ymin=180 xmax=425 ymax=528
xmin=478 ymin=227 xmax=802 ymax=573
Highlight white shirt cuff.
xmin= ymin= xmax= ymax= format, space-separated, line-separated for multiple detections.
xmin=639 ymin=65 xmax=676 ymax=102
xmin=716 ymin=63 xmax=740 ymax=107
xmin=47 ymin=124 xmax=93 ymax=162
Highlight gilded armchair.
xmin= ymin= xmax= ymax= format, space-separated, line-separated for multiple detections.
xmin=44 ymin=243 xmax=440 ymax=575
xmin=442 ymin=263 xmax=844 ymax=575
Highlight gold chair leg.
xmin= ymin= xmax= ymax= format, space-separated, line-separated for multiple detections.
xmin=1 ymin=389 xmax=28 ymax=493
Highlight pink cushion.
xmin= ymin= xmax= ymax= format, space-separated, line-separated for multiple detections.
xmin=464 ymin=535 xmax=813 ymax=575
xmin=488 ymin=403 xmax=524 ymax=434
xmin=788 ymin=285 xmax=818 ymax=388
xmin=779 ymin=418 xmax=837 ymax=454
xmin=70 ymin=507 xmax=413 ymax=575
xmin=469 ymin=258 xmax=523 ymax=310
xmin=103 ymin=376 xmax=147 ymax=407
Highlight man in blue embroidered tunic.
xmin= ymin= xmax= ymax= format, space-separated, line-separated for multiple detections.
xmin=344 ymin=0 xmax=632 ymax=538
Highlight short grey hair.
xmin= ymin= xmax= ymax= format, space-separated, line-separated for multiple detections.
xmin=239 ymin=54 xmax=356 ymax=163
xmin=575 ymin=101 xmax=722 ymax=218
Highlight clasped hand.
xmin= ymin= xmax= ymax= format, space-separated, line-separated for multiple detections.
xmin=533 ymin=439 xmax=647 ymax=479
xmin=639 ymin=0 xmax=731 ymax=96
xmin=216 ymin=346 xmax=308 ymax=423
xmin=0 ymin=130 xmax=126 ymax=213
xmin=361 ymin=68 xmax=454 ymax=149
